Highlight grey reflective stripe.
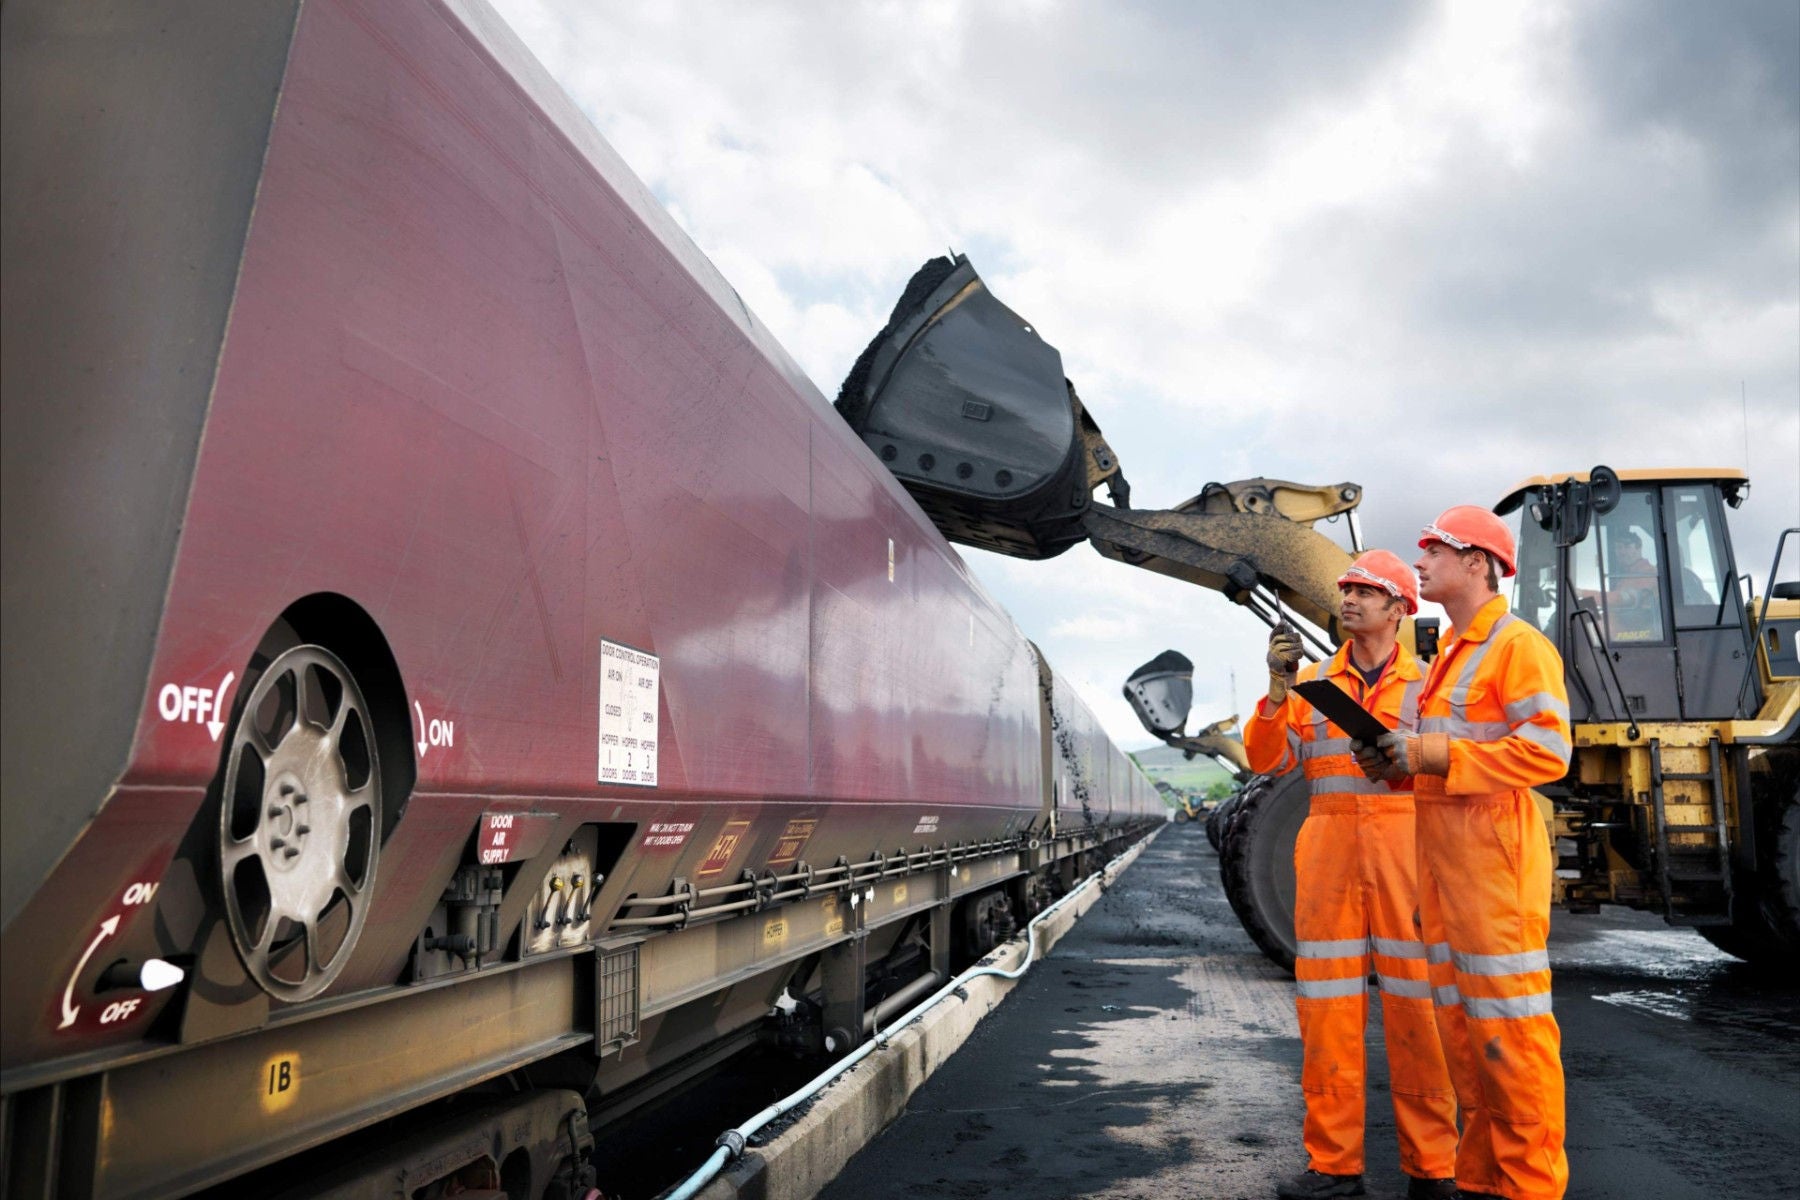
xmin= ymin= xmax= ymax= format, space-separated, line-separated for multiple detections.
xmin=1504 ymin=691 xmax=1569 ymax=725
xmin=1285 ymin=728 xmax=1302 ymax=767
xmin=1452 ymin=948 xmax=1551 ymax=976
xmin=1307 ymin=772 xmax=1397 ymax=797
xmin=1377 ymin=974 xmax=1433 ymax=999
xmin=1449 ymin=614 xmax=1516 ymax=719
xmin=1297 ymin=938 xmax=1369 ymax=959
xmin=1310 ymin=704 xmax=1329 ymax=739
xmin=1419 ymin=716 xmax=1510 ymax=740
xmin=1300 ymin=736 xmax=1355 ymax=759
xmin=1296 ymin=976 xmax=1368 ymax=999
xmin=1432 ymin=983 xmax=1462 ymax=1007
xmin=1371 ymin=936 xmax=1429 ymax=959
xmin=1398 ymin=677 xmax=1423 ymax=731
xmin=1463 ymin=991 xmax=1554 ymax=1020
xmin=1512 ymin=721 xmax=1571 ymax=763
xmin=1426 ymin=942 xmax=1453 ymax=965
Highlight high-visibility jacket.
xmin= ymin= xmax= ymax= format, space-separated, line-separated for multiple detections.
xmin=1245 ymin=643 xmax=1456 ymax=1181
xmin=1411 ymin=595 xmax=1572 ymax=1200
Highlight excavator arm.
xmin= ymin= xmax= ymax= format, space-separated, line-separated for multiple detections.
xmin=1173 ymin=715 xmax=1253 ymax=779
xmin=836 ymin=254 xmax=1360 ymax=649
xmin=1081 ymin=499 xmax=1355 ymax=645
xmin=1122 ymin=651 xmax=1253 ymax=778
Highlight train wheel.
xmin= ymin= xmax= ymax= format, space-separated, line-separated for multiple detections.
xmin=960 ymin=891 xmax=1015 ymax=961
xmin=1219 ymin=770 xmax=1304 ymax=973
xmin=219 ymin=645 xmax=381 ymax=1001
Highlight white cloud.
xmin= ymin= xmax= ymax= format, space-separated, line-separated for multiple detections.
xmin=493 ymin=0 xmax=1800 ymax=743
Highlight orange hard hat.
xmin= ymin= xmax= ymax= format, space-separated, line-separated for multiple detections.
xmin=1337 ymin=549 xmax=1420 ymax=614
xmin=1419 ymin=505 xmax=1517 ymax=577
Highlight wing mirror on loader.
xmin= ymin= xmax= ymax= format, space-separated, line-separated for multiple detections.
xmin=1529 ymin=464 xmax=1621 ymax=547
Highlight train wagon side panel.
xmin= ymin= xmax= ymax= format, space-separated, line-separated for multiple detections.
xmin=0 ymin=0 xmax=1045 ymax=1080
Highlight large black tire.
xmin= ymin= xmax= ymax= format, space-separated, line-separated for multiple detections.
xmin=1695 ymin=906 xmax=1791 ymax=966
xmin=1204 ymin=791 xmax=1240 ymax=852
xmin=1219 ymin=770 xmax=1305 ymax=973
xmin=1697 ymin=770 xmax=1799 ymax=974
xmin=1771 ymin=795 xmax=1800 ymax=949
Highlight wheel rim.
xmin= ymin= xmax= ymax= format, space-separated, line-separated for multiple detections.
xmin=219 ymin=645 xmax=380 ymax=1001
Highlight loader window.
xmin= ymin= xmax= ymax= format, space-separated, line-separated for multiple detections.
xmin=1510 ymin=501 xmax=1559 ymax=635
xmin=1666 ymin=485 xmax=1728 ymax=626
xmin=1578 ymin=490 xmax=1666 ymax=644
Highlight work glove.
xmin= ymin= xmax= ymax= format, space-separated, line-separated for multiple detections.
xmin=1376 ymin=730 xmax=1451 ymax=777
xmin=1264 ymin=627 xmax=1304 ymax=706
xmin=1350 ymin=739 xmax=1405 ymax=782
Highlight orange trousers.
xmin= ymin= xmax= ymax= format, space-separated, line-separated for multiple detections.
xmin=1416 ymin=795 xmax=1568 ymax=1200
xmin=1292 ymin=797 xmax=1457 ymax=1179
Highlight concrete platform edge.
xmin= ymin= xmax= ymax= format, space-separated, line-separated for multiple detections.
xmin=694 ymin=827 xmax=1163 ymax=1200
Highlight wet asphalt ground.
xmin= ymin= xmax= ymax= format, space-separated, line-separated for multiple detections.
xmin=818 ymin=824 xmax=1800 ymax=1200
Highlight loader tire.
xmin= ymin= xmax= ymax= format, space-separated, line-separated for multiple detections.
xmin=1698 ymin=781 xmax=1799 ymax=974
xmin=1695 ymin=901 xmax=1791 ymax=967
xmin=1205 ymin=791 xmax=1240 ymax=852
xmin=1219 ymin=769 xmax=1304 ymax=974
xmin=1766 ymin=794 xmax=1800 ymax=956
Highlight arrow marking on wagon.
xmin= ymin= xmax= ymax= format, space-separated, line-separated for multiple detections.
xmin=205 ymin=671 xmax=236 ymax=741
xmin=58 ymin=915 xmax=120 ymax=1030
xmin=415 ymin=701 xmax=428 ymax=757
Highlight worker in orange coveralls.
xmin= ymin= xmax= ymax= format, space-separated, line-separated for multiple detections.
xmin=1356 ymin=507 xmax=1571 ymax=1200
xmin=1245 ymin=550 xmax=1457 ymax=1200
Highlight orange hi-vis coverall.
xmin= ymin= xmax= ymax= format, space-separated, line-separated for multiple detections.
xmin=1245 ymin=643 xmax=1457 ymax=1182
xmin=1411 ymin=595 xmax=1571 ymax=1200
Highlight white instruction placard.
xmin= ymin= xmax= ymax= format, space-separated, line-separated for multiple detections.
xmin=598 ymin=639 xmax=659 ymax=787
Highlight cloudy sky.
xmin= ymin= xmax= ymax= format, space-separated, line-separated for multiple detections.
xmin=493 ymin=0 xmax=1799 ymax=747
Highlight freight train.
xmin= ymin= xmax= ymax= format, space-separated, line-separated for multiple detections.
xmin=0 ymin=3 xmax=1161 ymax=1196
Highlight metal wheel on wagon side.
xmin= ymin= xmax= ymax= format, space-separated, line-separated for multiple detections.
xmin=219 ymin=644 xmax=382 ymax=1001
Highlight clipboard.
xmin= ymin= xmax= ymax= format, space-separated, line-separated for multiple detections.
xmin=1294 ymin=679 xmax=1392 ymax=744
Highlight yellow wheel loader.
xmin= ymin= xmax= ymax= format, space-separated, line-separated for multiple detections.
xmin=837 ymin=253 xmax=1800 ymax=973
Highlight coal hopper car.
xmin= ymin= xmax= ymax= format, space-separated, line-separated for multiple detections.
xmin=0 ymin=2 xmax=1159 ymax=1196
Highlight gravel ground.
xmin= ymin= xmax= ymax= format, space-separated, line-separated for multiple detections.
xmin=818 ymin=825 xmax=1800 ymax=1200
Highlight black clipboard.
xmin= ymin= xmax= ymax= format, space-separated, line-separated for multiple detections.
xmin=1294 ymin=679 xmax=1392 ymax=744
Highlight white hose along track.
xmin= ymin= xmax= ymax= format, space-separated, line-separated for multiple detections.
xmin=667 ymin=828 xmax=1162 ymax=1200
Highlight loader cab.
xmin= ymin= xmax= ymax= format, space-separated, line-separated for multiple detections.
xmin=1499 ymin=468 xmax=1759 ymax=724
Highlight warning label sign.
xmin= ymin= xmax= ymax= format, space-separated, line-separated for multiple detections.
xmin=599 ymin=640 xmax=659 ymax=788
xmin=768 ymin=818 xmax=817 ymax=866
xmin=697 ymin=820 xmax=752 ymax=878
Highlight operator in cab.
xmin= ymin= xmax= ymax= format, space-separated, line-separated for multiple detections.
xmin=1244 ymin=551 xmax=1457 ymax=1200
xmin=1356 ymin=507 xmax=1572 ymax=1200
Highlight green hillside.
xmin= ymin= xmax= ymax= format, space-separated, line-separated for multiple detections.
xmin=1129 ymin=743 xmax=1235 ymax=798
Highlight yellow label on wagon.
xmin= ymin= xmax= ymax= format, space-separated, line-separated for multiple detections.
xmin=892 ymin=883 xmax=908 ymax=905
xmin=762 ymin=917 xmax=787 ymax=948
xmin=260 ymin=1051 xmax=301 ymax=1114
